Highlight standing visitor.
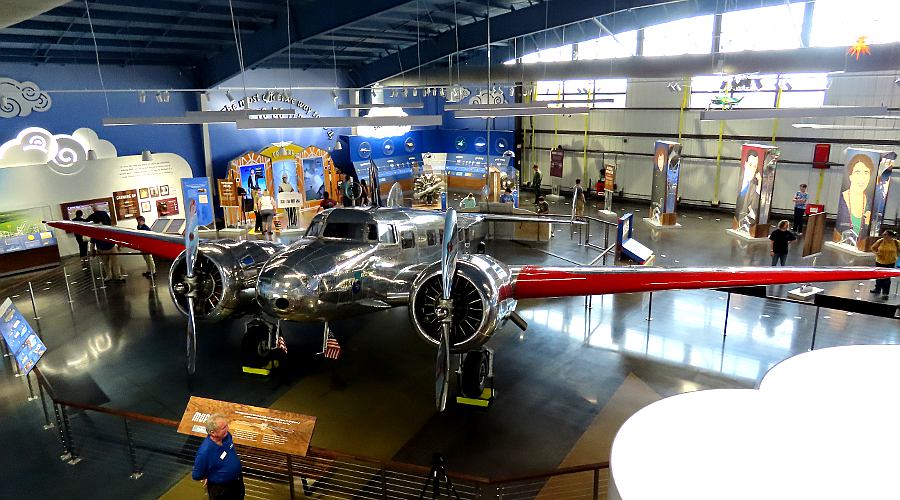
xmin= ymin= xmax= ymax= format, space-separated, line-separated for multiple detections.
xmin=72 ymin=209 xmax=89 ymax=258
xmin=792 ymin=183 xmax=808 ymax=234
xmin=870 ymin=230 xmax=899 ymax=299
xmin=135 ymin=216 xmax=155 ymax=278
xmin=256 ymin=189 xmax=276 ymax=237
xmin=573 ymin=179 xmax=586 ymax=217
xmin=768 ymin=219 xmax=797 ymax=266
xmin=193 ymin=413 xmax=244 ymax=499
xmin=531 ymin=165 xmax=542 ymax=202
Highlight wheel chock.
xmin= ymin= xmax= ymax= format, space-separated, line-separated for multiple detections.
xmin=241 ymin=360 xmax=278 ymax=376
xmin=455 ymin=387 xmax=495 ymax=408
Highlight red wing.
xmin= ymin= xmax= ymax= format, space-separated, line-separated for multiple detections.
xmin=511 ymin=266 xmax=900 ymax=300
xmin=47 ymin=221 xmax=185 ymax=260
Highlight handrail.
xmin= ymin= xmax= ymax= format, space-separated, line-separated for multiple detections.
xmin=47 ymin=395 xmax=608 ymax=490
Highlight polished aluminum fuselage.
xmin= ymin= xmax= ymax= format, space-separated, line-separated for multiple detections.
xmin=256 ymin=207 xmax=450 ymax=322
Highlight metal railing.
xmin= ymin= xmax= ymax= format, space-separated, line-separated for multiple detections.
xmin=30 ymin=380 xmax=609 ymax=499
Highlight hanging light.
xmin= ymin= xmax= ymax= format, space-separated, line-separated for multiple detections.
xmin=225 ymin=90 xmax=234 ymax=101
xmin=412 ymin=88 xmax=418 ymax=97
xmin=161 ymin=91 xmax=170 ymax=103
xmin=403 ymin=88 xmax=409 ymax=97
xmin=141 ymin=150 xmax=153 ymax=162
xmin=155 ymin=91 xmax=163 ymax=103
xmin=275 ymin=146 xmax=290 ymax=157
xmin=87 ymin=149 xmax=98 ymax=160
xmin=334 ymin=140 xmax=343 ymax=150
xmin=440 ymin=88 xmax=446 ymax=97
xmin=138 ymin=91 xmax=146 ymax=104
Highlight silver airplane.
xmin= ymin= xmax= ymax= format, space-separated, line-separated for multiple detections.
xmin=47 ymin=169 xmax=900 ymax=410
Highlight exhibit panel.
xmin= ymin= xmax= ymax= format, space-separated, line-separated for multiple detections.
xmin=0 ymin=205 xmax=60 ymax=276
xmin=832 ymin=148 xmax=894 ymax=250
xmin=732 ymin=144 xmax=780 ymax=238
xmin=650 ymin=141 xmax=682 ymax=225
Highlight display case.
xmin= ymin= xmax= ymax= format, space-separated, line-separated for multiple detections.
xmin=0 ymin=205 xmax=60 ymax=277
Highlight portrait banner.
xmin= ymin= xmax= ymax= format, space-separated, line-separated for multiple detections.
xmin=834 ymin=148 xmax=889 ymax=249
xmin=651 ymin=141 xmax=682 ymax=221
xmin=734 ymin=144 xmax=779 ymax=236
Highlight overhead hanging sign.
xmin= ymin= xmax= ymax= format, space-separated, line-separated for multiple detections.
xmin=219 ymin=89 xmax=335 ymax=139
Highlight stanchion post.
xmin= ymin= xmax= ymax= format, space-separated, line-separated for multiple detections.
xmin=27 ymin=282 xmax=40 ymax=320
xmin=645 ymin=292 xmax=653 ymax=321
xmin=287 ymin=454 xmax=295 ymax=499
xmin=24 ymin=370 xmax=38 ymax=401
xmin=36 ymin=375 xmax=54 ymax=429
xmin=89 ymin=255 xmax=98 ymax=291
xmin=53 ymin=403 xmax=74 ymax=462
xmin=149 ymin=260 xmax=157 ymax=289
xmin=592 ymin=468 xmax=600 ymax=500
xmin=723 ymin=292 xmax=732 ymax=337
xmin=810 ymin=306 xmax=821 ymax=350
xmin=59 ymin=404 xmax=81 ymax=464
xmin=123 ymin=417 xmax=143 ymax=479
xmin=63 ymin=266 xmax=74 ymax=307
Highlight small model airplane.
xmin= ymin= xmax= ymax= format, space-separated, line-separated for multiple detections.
xmin=47 ymin=163 xmax=900 ymax=411
xmin=708 ymin=95 xmax=744 ymax=110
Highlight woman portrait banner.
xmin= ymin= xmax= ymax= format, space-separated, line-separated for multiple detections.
xmin=733 ymin=144 xmax=779 ymax=237
xmin=834 ymin=148 xmax=888 ymax=250
xmin=650 ymin=140 xmax=682 ymax=224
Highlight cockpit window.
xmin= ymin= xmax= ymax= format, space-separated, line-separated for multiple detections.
xmin=377 ymin=224 xmax=396 ymax=244
xmin=305 ymin=220 xmax=322 ymax=237
xmin=322 ymin=222 xmax=378 ymax=241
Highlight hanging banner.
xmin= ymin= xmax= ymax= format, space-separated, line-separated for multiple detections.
xmin=833 ymin=148 xmax=891 ymax=249
xmin=650 ymin=141 xmax=682 ymax=223
xmin=0 ymin=298 xmax=47 ymax=375
xmin=550 ymin=148 xmax=564 ymax=178
xmin=733 ymin=144 xmax=779 ymax=237
xmin=181 ymin=177 xmax=214 ymax=227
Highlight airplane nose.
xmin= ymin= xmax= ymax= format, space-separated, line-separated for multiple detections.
xmin=256 ymin=263 xmax=317 ymax=320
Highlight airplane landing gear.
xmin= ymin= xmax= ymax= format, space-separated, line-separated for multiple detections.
xmin=240 ymin=318 xmax=283 ymax=375
xmin=456 ymin=348 xmax=494 ymax=407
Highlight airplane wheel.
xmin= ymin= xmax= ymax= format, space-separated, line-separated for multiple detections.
xmin=460 ymin=350 xmax=489 ymax=398
xmin=240 ymin=325 xmax=271 ymax=368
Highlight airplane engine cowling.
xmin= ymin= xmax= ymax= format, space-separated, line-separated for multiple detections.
xmin=408 ymin=254 xmax=516 ymax=352
xmin=168 ymin=240 xmax=280 ymax=321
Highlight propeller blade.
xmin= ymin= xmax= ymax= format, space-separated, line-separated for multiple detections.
xmin=184 ymin=199 xmax=200 ymax=278
xmin=186 ymin=296 xmax=197 ymax=374
xmin=441 ymin=208 xmax=458 ymax=300
xmin=435 ymin=323 xmax=451 ymax=411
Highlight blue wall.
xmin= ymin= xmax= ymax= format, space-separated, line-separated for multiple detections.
xmin=0 ymin=62 xmax=206 ymax=175
xmin=205 ymin=68 xmax=351 ymax=180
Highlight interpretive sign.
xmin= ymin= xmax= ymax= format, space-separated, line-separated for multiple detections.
xmin=113 ymin=189 xmax=139 ymax=220
xmin=217 ymin=180 xmax=240 ymax=207
xmin=550 ymin=148 xmax=564 ymax=178
xmin=181 ymin=177 xmax=214 ymax=226
xmin=177 ymin=396 xmax=316 ymax=456
xmin=0 ymin=298 xmax=47 ymax=375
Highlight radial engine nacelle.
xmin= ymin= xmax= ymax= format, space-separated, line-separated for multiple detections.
xmin=168 ymin=240 xmax=282 ymax=321
xmin=408 ymin=254 xmax=518 ymax=353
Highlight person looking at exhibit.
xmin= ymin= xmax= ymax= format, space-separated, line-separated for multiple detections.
xmin=192 ymin=413 xmax=244 ymax=499
xmin=460 ymin=193 xmax=477 ymax=209
xmin=135 ymin=216 xmax=155 ymax=278
xmin=531 ymin=164 xmax=542 ymax=202
xmin=318 ymin=191 xmax=337 ymax=213
xmin=792 ymin=184 xmax=808 ymax=234
xmin=573 ymin=179 xmax=586 ymax=217
xmin=72 ymin=209 xmax=89 ymax=259
xmin=837 ymin=154 xmax=874 ymax=238
xmin=359 ymin=179 xmax=370 ymax=206
xmin=256 ymin=189 xmax=276 ymax=237
xmin=870 ymin=230 xmax=899 ymax=299
xmin=86 ymin=207 xmax=124 ymax=282
xmin=251 ymin=188 xmax=262 ymax=234
xmin=499 ymin=187 xmax=514 ymax=204
xmin=535 ymin=196 xmax=550 ymax=215
xmin=769 ymin=219 xmax=796 ymax=267
xmin=340 ymin=175 xmax=353 ymax=207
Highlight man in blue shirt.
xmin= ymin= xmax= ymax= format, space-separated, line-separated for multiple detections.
xmin=86 ymin=207 xmax=124 ymax=282
xmin=792 ymin=183 xmax=809 ymax=234
xmin=135 ymin=216 xmax=156 ymax=278
xmin=193 ymin=413 xmax=244 ymax=499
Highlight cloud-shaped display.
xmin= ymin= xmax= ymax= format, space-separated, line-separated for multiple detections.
xmin=611 ymin=345 xmax=900 ymax=500
xmin=0 ymin=126 xmax=118 ymax=175
xmin=0 ymin=77 xmax=52 ymax=118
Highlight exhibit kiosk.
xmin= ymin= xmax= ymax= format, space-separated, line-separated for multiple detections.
xmin=825 ymin=147 xmax=895 ymax=253
xmin=645 ymin=141 xmax=682 ymax=228
xmin=728 ymin=144 xmax=780 ymax=240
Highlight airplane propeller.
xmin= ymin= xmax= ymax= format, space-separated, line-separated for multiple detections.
xmin=177 ymin=200 xmax=201 ymax=374
xmin=434 ymin=208 xmax=459 ymax=411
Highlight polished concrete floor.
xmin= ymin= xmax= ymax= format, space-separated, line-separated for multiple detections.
xmin=1 ymin=198 xmax=898 ymax=499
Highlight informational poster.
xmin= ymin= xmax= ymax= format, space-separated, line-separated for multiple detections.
xmin=0 ymin=298 xmax=47 ymax=375
xmin=156 ymin=197 xmax=179 ymax=216
xmin=733 ymin=144 xmax=779 ymax=236
xmin=217 ymin=180 xmax=240 ymax=207
xmin=60 ymin=198 xmax=116 ymax=224
xmin=833 ymin=148 xmax=887 ymax=249
xmin=550 ymin=148 xmax=564 ymax=178
xmin=177 ymin=396 xmax=316 ymax=456
xmin=0 ymin=207 xmax=58 ymax=256
xmin=302 ymin=157 xmax=325 ymax=201
xmin=112 ymin=189 xmax=139 ymax=220
xmin=869 ymin=153 xmax=896 ymax=239
xmin=181 ymin=177 xmax=214 ymax=226
xmin=239 ymin=163 xmax=267 ymax=193
xmin=604 ymin=164 xmax=616 ymax=186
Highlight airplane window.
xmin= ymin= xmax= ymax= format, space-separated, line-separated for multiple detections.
xmin=377 ymin=224 xmax=396 ymax=244
xmin=400 ymin=230 xmax=415 ymax=249
xmin=426 ymin=229 xmax=437 ymax=246
xmin=367 ymin=224 xmax=378 ymax=241
xmin=305 ymin=220 xmax=322 ymax=237
xmin=323 ymin=222 xmax=371 ymax=240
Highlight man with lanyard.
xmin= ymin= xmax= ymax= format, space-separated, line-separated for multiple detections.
xmin=792 ymin=183 xmax=808 ymax=234
xmin=193 ymin=413 xmax=244 ymax=499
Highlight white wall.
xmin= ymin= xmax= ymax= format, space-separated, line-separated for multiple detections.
xmin=524 ymin=72 xmax=900 ymax=222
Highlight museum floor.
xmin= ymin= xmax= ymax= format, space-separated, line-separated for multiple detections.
xmin=1 ymin=198 xmax=897 ymax=500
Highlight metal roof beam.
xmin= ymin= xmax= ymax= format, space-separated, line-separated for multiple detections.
xmin=53 ymin=1 xmax=275 ymax=25
xmin=32 ymin=13 xmax=255 ymax=34
xmin=0 ymin=30 xmax=231 ymax=47
xmin=199 ymin=0 xmax=414 ymax=87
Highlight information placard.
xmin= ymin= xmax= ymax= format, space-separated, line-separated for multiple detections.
xmin=181 ymin=178 xmax=214 ymax=226
xmin=217 ymin=179 xmax=240 ymax=207
xmin=177 ymin=396 xmax=316 ymax=456
xmin=113 ymin=189 xmax=139 ymax=220
xmin=0 ymin=298 xmax=47 ymax=375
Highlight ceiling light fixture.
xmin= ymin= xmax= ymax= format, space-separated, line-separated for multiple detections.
xmin=138 ymin=91 xmax=146 ymax=103
xmin=700 ymin=105 xmax=887 ymax=121
xmin=141 ymin=150 xmax=153 ymax=162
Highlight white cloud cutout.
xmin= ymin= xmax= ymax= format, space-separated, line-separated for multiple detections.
xmin=611 ymin=345 xmax=900 ymax=500
xmin=0 ymin=126 xmax=118 ymax=175
xmin=0 ymin=77 xmax=52 ymax=118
